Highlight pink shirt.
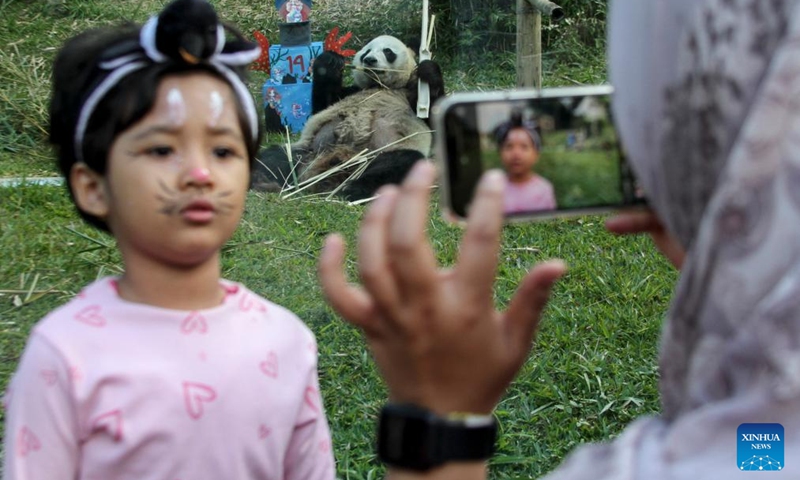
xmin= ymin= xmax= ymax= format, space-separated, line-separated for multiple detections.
xmin=2 ymin=278 xmax=334 ymax=480
xmin=504 ymin=175 xmax=557 ymax=214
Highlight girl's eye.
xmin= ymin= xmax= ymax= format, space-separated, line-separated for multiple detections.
xmin=145 ymin=146 xmax=173 ymax=157
xmin=213 ymin=147 xmax=239 ymax=159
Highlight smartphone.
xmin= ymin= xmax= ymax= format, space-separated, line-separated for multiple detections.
xmin=433 ymin=85 xmax=646 ymax=222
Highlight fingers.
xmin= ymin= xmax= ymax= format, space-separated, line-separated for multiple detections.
xmin=605 ymin=210 xmax=685 ymax=269
xmin=654 ymin=236 xmax=686 ymax=270
xmin=318 ymin=234 xmax=375 ymax=331
xmin=386 ymin=161 xmax=440 ymax=298
xmin=454 ymin=170 xmax=506 ymax=304
xmin=605 ymin=209 xmax=663 ymax=235
xmin=504 ymin=260 xmax=567 ymax=353
xmin=357 ymin=186 xmax=402 ymax=312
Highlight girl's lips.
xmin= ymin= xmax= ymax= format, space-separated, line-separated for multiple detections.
xmin=181 ymin=199 xmax=216 ymax=223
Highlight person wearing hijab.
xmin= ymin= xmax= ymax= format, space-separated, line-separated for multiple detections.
xmin=318 ymin=0 xmax=800 ymax=477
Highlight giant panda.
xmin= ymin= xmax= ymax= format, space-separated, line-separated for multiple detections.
xmin=253 ymin=35 xmax=445 ymax=200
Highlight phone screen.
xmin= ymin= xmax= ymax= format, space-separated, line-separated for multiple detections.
xmin=436 ymin=87 xmax=646 ymax=220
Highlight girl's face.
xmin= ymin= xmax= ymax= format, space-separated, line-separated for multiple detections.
xmin=95 ymin=73 xmax=249 ymax=268
xmin=500 ymin=128 xmax=539 ymax=180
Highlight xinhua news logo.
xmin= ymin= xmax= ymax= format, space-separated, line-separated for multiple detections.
xmin=738 ymin=423 xmax=784 ymax=472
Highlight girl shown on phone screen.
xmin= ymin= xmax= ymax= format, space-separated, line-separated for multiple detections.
xmin=494 ymin=113 xmax=557 ymax=214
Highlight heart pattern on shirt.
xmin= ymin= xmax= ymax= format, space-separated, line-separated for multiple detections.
xmin=180 ymin=312 xmax=208 ymax=335
xmin=319 ymin=439 xmax=331 ymax=453
xmin=239 ymin=293 xmax=267 ymax=313
xmin=92 ymin=409 xmax=124 ymax=442
xmin=40 ymin=369 xmax=58 ymax=386
xmin=16 ymin=427 xmax=41 ymax=457
xmin=258 ymin=424 xmax=272 ymax=439
xmin=183 ymin=382 xmax=217 ymax=420
xmin=74 ymin=305 xmax=106 ymax=327
xmin=304 ymin=386 xmax=320 ymax=413
xmin=259 ymin=351 xmax=279 ymax=378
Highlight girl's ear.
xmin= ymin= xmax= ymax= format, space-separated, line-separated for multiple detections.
xmin=70 ymin=163 xmax=110 ymax=219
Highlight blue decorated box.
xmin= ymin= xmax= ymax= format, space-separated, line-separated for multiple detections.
xmin=263 ymin=41 xmax=322 ymax=133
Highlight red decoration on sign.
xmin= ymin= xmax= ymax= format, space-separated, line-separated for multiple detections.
xmin=323 ymin=27 xmax=356 ymax=57
xmin=252 ymin=31 xmax=271 ymax=72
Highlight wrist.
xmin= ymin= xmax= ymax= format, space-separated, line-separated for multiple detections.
xmin=388 ymin=463 xmax=488 ymax=480
xmin=388 ymin=394 xmax=496 ymax=417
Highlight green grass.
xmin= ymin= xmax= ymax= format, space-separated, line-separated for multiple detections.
xmin=0 ymin=1 xmax=679 ymax=479
xmin=536 ymin=140 xmax=623 ymax=209
xmin=1 ymin=185 xmax=677 ymax=479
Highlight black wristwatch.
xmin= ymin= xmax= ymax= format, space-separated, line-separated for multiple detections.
xmin=377 ymin=403 xmax=498 ymax=471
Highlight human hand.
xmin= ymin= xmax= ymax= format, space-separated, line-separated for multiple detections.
xmin=605 ymin=210 xmax=685 ymax=269
xmin=318 ymin=162 xmax=567 ymax=415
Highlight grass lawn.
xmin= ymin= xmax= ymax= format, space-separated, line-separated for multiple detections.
xmin=1 ymin=185 xmax=677 ymax=479
xmin=0 ymin=1 xmax=676 ymax=478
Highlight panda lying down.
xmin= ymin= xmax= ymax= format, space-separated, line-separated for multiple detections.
xmin=253 ymin=35 xmax=445 ymax=200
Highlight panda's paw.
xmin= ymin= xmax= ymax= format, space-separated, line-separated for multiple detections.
xmin=417 ymin=60 xmax=443 ymax=84
xmin=313 ymin=51 xmax=346 ymax=84
xmin=417 ymin=59 xmax=445 ymax=103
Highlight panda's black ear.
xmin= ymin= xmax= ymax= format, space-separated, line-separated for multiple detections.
xmin=405 ymin=37 xmax=421 ymax=55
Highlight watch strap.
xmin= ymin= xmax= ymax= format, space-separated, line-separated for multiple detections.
xmin=440 ymin=413 xmax=497 ymax=462
xmin=377 ymin=403 xmax=497 ymax=471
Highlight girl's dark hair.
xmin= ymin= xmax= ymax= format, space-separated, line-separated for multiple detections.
xmin=493 ymin=109 xmax=542 ymax=152
xmin=49 ymin=25 xmax=263 ymax=232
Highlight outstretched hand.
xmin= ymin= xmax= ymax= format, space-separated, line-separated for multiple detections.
xmin=318 ymin=161 xmax=566 ymax=415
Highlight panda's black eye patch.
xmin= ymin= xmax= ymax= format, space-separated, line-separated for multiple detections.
xmin=383 ymin=48 xmax=397 ymax=63
xmin=360 ymin=49 xmax=372 ymax=64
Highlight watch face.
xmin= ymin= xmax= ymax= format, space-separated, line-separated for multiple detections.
xmin=378 ymin=405 xmax=441 ymax=471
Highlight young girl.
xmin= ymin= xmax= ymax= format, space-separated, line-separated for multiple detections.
xmin=494 ymin=116 xmax=557 ymax=214
xmin=2 ymin=0 xmax=334 ymax=478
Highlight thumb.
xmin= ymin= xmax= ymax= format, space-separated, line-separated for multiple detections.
xmin=504 ymin=260 xmax=567 ymax=354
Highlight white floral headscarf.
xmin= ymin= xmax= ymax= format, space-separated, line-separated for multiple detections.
xmin=543 ymin=0 xmax=800 ymax=477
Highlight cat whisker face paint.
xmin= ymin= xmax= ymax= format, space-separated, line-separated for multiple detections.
xmin=156 ymin=179 xmax=236 ymax=219
xmin=156 ymin=188 xmax=236 ymax=219
xmin=96 ymin=73 xmax=250 ymax=265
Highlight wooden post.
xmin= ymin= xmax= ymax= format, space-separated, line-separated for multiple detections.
xmin=517 ymin=0 xmax=563 ymax=89
xmin=516 ymin=0 xmax=540 ymax=89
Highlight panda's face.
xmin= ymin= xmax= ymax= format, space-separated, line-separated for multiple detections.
xmin=352 ymin=35 xmax=416 ymax=89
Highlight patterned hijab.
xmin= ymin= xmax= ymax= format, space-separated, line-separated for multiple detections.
xmin=536 ymin=1 xmax=800 ymax=477
xmin=610 ymin=0 xmax=800 ymax=422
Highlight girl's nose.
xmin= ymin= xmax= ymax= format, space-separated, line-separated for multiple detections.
xmin=183 ymin=165 xmax=213 ymax=189
xmin=190 ymin=167 xmax=211 ymax=184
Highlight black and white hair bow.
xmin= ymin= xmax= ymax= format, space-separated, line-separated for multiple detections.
xmin=74 ymin=0 xmax=260 ymax=163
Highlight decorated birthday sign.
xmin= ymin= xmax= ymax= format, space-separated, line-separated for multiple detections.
xmin=254 ymin=0 xmax=354 ymax=134
xmin=267 ymin=42 xmax=322 ymax=83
